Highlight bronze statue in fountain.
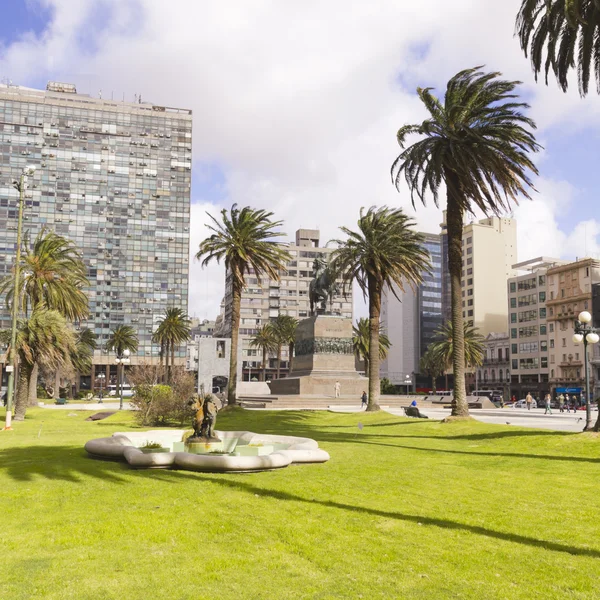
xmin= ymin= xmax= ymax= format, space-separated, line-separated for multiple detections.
xmin=188 ymin=393 xmax=220 ymax=442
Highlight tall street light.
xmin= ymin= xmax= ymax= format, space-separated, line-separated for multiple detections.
xmin=115 ymin=349 xmax=131 ymax=410
xmin=3 ymin=165 xmax=36 ymax=431
xmin=573 ymin=311 xmax=599 ymax=431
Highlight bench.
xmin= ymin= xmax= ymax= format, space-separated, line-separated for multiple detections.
xmin=55 ymin=398 xmax=67 ymax=405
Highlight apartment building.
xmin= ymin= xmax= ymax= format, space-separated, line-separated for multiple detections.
xmin=475 ymin=332 xmax=510 ymax=396
xmin=546 ymin=258 xmax=600 ymax=398
xmin=0 ymin=82 xmax=191 ymax=389
xmin=441 ymin=213 xmax=517 ymax=336
xmin=219 ymin=229 xmax=353 ymax=382
xmin=381 ymin=233 xmax=443 ymax=386
xmin=507 ymin=258 xmax=566 ymax=399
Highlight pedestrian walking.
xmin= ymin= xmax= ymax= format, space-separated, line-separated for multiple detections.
xmin=565 ymin=393 xmax=570 ymax=413
xmin=500 ymin=394 xmax=505 ymax=409
xmin=544 ymin=393 xmax=552 ymax=414
xmin=526 ymin=392 xmax=533 ymax=410
xmin=334 ymin=381 xmax=341 ymax=398
xmin=511 ymin=395 xmax=516 ymax=404
xmin=558 ymin=393 xmax=565 ymax=413
xmin=361 ymin=391 xmax=367 ymax=408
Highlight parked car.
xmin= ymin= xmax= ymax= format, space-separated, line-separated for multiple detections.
xmin=107 ymin=384 xmax=134 ymax=398
xmin=510 ymin=399 xmax=538 ymax=409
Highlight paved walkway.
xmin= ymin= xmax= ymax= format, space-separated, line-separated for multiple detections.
xmin=328 ymin=405 xmax=597 ymax=432
xmin=39 ymin=401 xmax=133 ymax=411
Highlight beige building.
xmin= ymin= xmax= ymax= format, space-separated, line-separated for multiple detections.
xmin=507 ymin=257 xmax=567 ymax=399
xmin=546 ymin=258 xmax=600 ymax=398
xmin=219 ymin=229 xmax=353 ymax=382
xmin=441 ymin=213 xmax=517 ymax=336
xmin=475 ymin=332 xmax=511 ymax=397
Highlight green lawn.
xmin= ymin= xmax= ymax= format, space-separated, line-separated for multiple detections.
xmin=1 ymin=408 xmax=599 ymax=599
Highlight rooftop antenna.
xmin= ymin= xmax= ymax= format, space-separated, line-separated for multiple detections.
xmin=98 ymin=89 xmax=102 ymax=99
xmin=134 ymin=93 xmax=138 ymax=103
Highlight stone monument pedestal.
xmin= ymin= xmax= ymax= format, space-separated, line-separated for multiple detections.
xmin=268 ymin=315 xmax=368 ymax=397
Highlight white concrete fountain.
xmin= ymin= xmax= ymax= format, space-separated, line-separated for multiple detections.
xmin=84 ymin=430 xmax=330 ymax=472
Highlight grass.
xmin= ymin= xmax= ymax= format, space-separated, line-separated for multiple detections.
xmin=1 ymin=407 xmax=599 ymax=599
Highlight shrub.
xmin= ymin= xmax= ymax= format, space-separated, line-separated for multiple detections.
xmin=128 ymin=364 xmax=196 ymax=426
xmin=37 ymin=386 xmax=50 ymax=400
xmin=141 ymin=441 xmax=163 ymax=449
xmin=380 ymin=378 xmax=399 ymax=395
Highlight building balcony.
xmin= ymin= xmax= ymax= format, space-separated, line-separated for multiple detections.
xmin=559 ymin=360 xmax=582 ymax=367
xmin=482 ymin=358 xmax=510 ymax=365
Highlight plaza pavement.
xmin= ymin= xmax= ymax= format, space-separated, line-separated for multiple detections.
xmin=329 ymin=405 xmax=597 ymax=433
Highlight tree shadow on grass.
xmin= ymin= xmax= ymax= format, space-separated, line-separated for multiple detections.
xmin=145 ymin=469 xmax=600 ymax=559
xmin=0 ymin=446 xmax=129 ymax=483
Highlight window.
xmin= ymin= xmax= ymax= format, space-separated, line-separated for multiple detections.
xmin=216 ymin=340 xmax=226 ymax=358
xmin=540 ymin=308 xmax=546 ymax=318
xmin=575 ymin=353 xmax=579 ymax=360
xmin=511 ymin=313 xmax=517 ymax=323
xmin=467 ymin=268 xmax=473 ymax=276
xmin=539 ymin=275 xmax=546 ymax=286
xmin=540 ymin=341 xmax=547 ymax=352
xmin=561 ymin=289 xmax=565 ymax=298
xmin=512 ymin=359 xmax=518 ymax=369
xmin=468 ymin=310 xmax=473 ymax=317
xmin=519 ymin=358 xmax=539 ymax=369
xmin=519 ymin=342 xmax=539 ymax=353
xmin=550 ymin=339 xmax=554 ymax=348
xmin=511 ymin=328 xmax=517 ymax=339
xmin=551 ymin=356 xmax=555 ymax=364
xmin=540 ymin=325 xmax=547 ymax=335
xmin=511 ymin=344 xmax=518 ymax=354
xmin=467 ymin=278 xmax=473 ymax=286
xmin=510 ymin=282 xmax=516 ymax=293
xmin=499 ymin=369 xmax=503 ymax=380
xmin=549 ymin=323 xmax=554 ymax=332
xmin=541 ymin=357 xmax=548 ymax=368
xmin=562 ymin=338 xmax=566 ymax=347
xmin=586 ymin=267 xmax=590 ymax=277
xmin=510 ymin=298 xmax=516 ymax=308
xmin=518 ymin=309 xmax=538 ymax=322
xmin=539 ymin=292 xmax=546 ymax=302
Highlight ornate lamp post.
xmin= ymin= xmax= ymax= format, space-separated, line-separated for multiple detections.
xmin=3 ymin=166 xmax=36 ymax=431
xmin=573 ymin=311 xmax=599 ymax=431
xmin=115 ymin=349 xmax=131 ymax=410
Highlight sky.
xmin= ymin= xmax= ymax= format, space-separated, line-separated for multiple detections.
xmin=1 ymin=0 xmax=600 ymax=321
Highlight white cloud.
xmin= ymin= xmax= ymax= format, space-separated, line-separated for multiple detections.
xmin=2 ymin=0 xmax=600 ymax=320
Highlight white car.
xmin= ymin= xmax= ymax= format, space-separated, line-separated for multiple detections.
xmin=511 ymin=399 xmax=537 ymax=409
xmin=106 ymin=384 xmax=134 ymax=398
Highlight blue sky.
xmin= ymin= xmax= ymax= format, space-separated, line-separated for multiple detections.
xmin=2 ymin=0 xmax=600 ymax=318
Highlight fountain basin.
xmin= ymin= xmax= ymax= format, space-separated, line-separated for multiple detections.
xmin=84 ymin=430 xmax=330 ymax=472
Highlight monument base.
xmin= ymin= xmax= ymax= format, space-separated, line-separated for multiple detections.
xmin=268 ymin=315 xmax=367 ymax=397
xmin=268 ymin=374 xmax=368 ymax=397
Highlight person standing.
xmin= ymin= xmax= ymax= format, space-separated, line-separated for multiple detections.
xmin=526 ymin=392 xmax=533 ymax=410
xmin=544 ymin=393 xmax=552 ymax=414
xmin=565 ymin=393 xmax=570 ymax=413
xmin=334 ymin=381 xmax=341 ymax=398
xmin=511 ymin=394 xmax=516 ymax=404
xmin=558 ymin=393 xmax=565 ymax=413
xmin=361 ymin=391 xmax=367 ymax=408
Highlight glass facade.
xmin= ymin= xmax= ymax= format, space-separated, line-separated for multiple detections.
xmin=418 ymin=234 xmax=443 ymax=357
xmin=0 ymin=84 xmax=191 ymax=363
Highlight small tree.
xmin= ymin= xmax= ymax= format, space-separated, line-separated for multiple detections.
xmin=250 ymin=324 xmax=277 ymax=381
xmin=271 ymin=315 xmax=298 ymax=378
xmin=420 ymin=346 xmax=444 ymax=394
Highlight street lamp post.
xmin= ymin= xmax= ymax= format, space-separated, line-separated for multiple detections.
xmin=115 ymin=349 xmax=131 ymax=410
xmin=3 ymin=166 xmax=36 ymax=431
xmin=97 ymin=372 xmax=106 ymax=404
xmin=573 ymin=311 xmax=599 ymax=431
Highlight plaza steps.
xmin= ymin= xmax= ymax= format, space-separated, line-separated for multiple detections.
xmin=237 ymin=394 xmax=441 ymax=410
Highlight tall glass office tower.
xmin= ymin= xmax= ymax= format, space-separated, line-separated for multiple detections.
xmin=0 ymin=82 xmax=191 ymax=386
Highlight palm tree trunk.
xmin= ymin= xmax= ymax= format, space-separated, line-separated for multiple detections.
xmin=288 ymin=342 xmax=294 ymax=374
xmin=228 ymin=277 xmax=242 ymax=405
xmin=54 ymin=370 xmax=60 ymax=401
xmin=367 ymin=277 xmax=381 ymax=411
xmin=170 ymin=340 xmax=175 ymax=384
xmin=14 ymin=362 xmax=32 ymax=421
xmin=445 ymin=178 xmax=468 ymax=417
xmin=276 ymin=344 xmax=282 ymax=379
xmin=431 ymin=373 xmax=436 ymax=394
xmin=165 ymin=341 xmax=170 ymax=384
xmin=28 ymin=362 xmax=39 ymax=406
xmin=262 ymin=346 xmax=267 ymax=382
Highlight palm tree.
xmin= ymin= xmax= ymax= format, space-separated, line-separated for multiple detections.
xmin=420 ymin=346 xmax=444 ymax=394
xmin=0 ymin=228 xmax=89 ymax=319
xmin=352 ymin=317 xmax=391 ymax=376
xmin=391 ymin=67 xmax=539 ymax=416
xmin=516 ymin=0 xmax=600 ymax=97
xmin=69 ymin=328 xmax=98 ymax=388
xmin=330 ymin=207 xmax=430 ymax=411
xmin=428 ymin=322 xmax=485 ymax=392
xmin=250 ymin=324 xmax=277 ymax=381
xmin=2 ymin=309 xmax=77 ymax=421
xmin=152 ymin=308 xmax=191 ymax=383
xmin=0 ymin=228 xmax=89 ymax=404
xmin=107 ymin=325 xmax=138 ymax=400
xmin=271 ymin=315 xmax=298 ymax=378
xmin=196 ymin=205 xmax=291 ymax=405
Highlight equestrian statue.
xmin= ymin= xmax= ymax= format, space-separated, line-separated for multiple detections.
xmin=308 ymin=255 xmax=339 ymax=315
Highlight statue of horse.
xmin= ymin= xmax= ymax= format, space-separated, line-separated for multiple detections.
xmin=309 ymin=255 xmax=339 ymax=315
